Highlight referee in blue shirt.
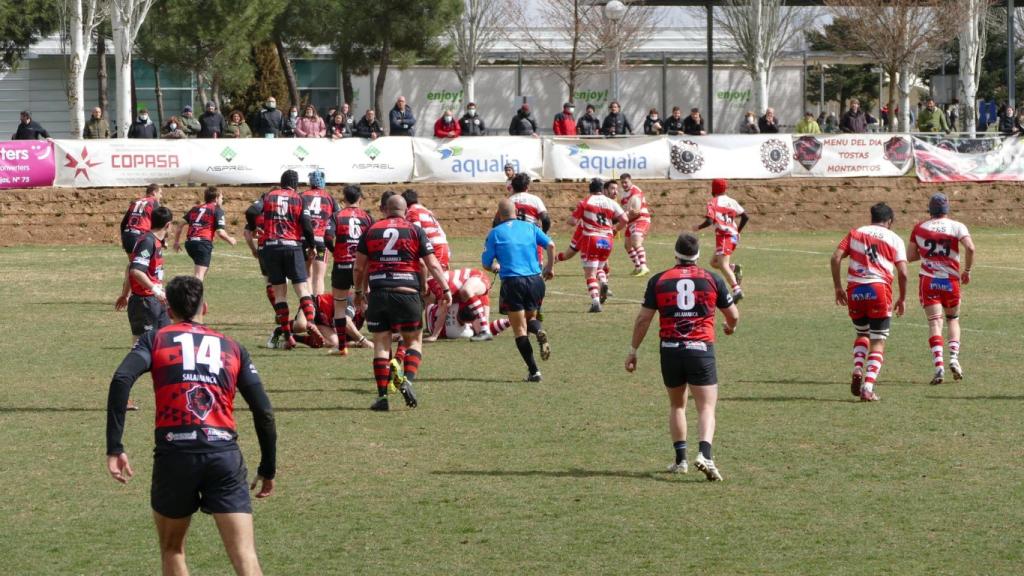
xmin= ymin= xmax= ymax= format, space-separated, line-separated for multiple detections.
xmin=483 ymin=198 xmax=555 ymax=382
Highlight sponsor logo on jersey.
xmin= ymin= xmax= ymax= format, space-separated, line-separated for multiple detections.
xmin=670 ymin=140 xmax=704 ymax=174
xmin=929 ymin=278 xmax=953 ymax=292
xmin=165 ymin=431 xmax=198 ymax=442
xmin=760 ymin=138 xmax=790 ymax=173
xmin=793 ymin=136 xmax=823 ymax=170
xmin=851 ymin=285 xmax=878 ymax=301
xmin=185 ymin=384 xmax=216 ymax=421
xmin=202 ymin=427 xmax=234 ymax=441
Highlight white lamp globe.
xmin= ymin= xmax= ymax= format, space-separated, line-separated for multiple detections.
xmin=605 ymin=0 xmax=627 ymax=21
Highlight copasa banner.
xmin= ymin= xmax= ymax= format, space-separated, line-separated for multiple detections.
xmin=791 ymin=134 xmax=913 ymax=178
xmin=544 ymin=136 xmax=670 ymax=179
xmin=54 ymin=139 xmax=191 ymax=186
xmin=412 ymin=137 xmax=542 ymax=182
xmin=913 ymin=136 xmax=1024 ymax=182
xmin=668 ymin=134 xmax=793 ymax=179
xmin=0 ymin=140 xmax=55 ymax=189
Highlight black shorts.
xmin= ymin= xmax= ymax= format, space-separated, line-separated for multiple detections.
xmin=151 ymin=449 xmax=252 ymax=518
xmin=331 ymin=264 xmax=355 ymax=291
xmin=127 ymin=294 xmax=170 ymax=336
xmin=366 ymin=290 xmax=422 ymax=333
xmin=185 ymin=239 xmax=214 ymax=267
xmin=261 ymin=246 xmax=308 ymax=285
xmin=257 ymin=248 xmax=268 ymax=278
xmin=660 ymin=343 xmax=718 ymax=387
xmin=499 ymin=274 xmax=545 ymax=313
xmin=121 ymin=231 xmax=143 ymax=255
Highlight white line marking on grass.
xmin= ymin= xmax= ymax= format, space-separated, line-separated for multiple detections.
xmin=901 ymin=322 xmax=1010 ymax=336
xmin=547 ymin=289 xmax=644 ymax=304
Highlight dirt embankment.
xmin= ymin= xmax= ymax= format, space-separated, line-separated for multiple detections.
xmin=1 ymin=178 xmax=1022 ymax=246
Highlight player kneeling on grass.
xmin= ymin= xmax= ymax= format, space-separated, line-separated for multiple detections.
xmin=269 ymin=293 xmax=371 ymax=351
xmin=908 ymin=193 xmax=975 ymax=385
xmin=173 ymin=186 xmax=237 ymax=282
xmin=106 ymin=276 xmax=277 ymax=576
xmin=424 ymin=267 xmax=498 ymax=342
xmin=830 ymin=202 xmax=908 ymax=402
xmin=695 ymin=179 xmax=748 ymax=302
xmin=626 ymin=233 xmax=738 ymax=481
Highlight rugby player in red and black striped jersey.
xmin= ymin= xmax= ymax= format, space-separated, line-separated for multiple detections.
xmin=626 ymin=233 xmax=739 ymax=482
xmin=243 ymin=193 xmax=280 ymax=318
xmin=302 ymin=170 xmax=340 ymax=295
xmin=354 ymin=194 xmax=451 ymax=411
xmin=324 ymin=184 xmax=374 ymax=355
xmin=119 ymin=183 xmax=163 ymax=255
xmin=106 ymin=276 xmax=277 ymax=575
xmin=173 ymin=187 xmax=237 ymax=281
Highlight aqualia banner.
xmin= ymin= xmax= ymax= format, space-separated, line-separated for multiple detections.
xmin=54 ymin=139 xmax=191 ymax=187
xmin=0 ymin=140 xmax=55 ymax=189
xmin=791 ymin=134 xmax=913 ymax=178
xmin=667 ymin=134 xmax=793 ymax=180
xmin=412 ymin=137 xmax=543 ymax=182
xmin=543 ymin=137 xmax=670 ymax=180
xmin=913 ymin=136 xmax=1024 ymax=182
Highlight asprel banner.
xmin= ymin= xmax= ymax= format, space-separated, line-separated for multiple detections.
xmin=54 ymin=139 xmax=191 ymax=187
xmin=0 ymin=140 xmax=55 ymax=189
xmin=667 ymin=134 xmax=793 ymax=179
xmin=544 ymin=136 xmax=670 ymax=180
xmin=791 ymin=134 xmax=913 ymax=178
xmin=913 ymin=136 xmax=1024 ymax=182
xmin=412 ymin=137 xmax=542 ymax=182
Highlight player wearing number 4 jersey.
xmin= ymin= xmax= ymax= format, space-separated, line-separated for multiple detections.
xmin=173 ymin=187 xmax=237 ymax=281
xmin=557 ymin=178 xmax=628 ymax=312
xmin=302 ymin=170 xmax=340 ymax=296
xmin=626 ymin=233 xmax=738 ymax=481
xmin=831 ymin=203 xmax=908 ymax=402
xmin=908 ymin=193 xmax=975 ymax=385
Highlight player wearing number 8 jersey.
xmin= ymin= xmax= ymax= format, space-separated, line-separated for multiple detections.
xmin=302 ymin=170 xmax=340 ymax=295
xmin=831 ymin=203 xmax=908 ymax=401
xmin=325 ymin=185 xmax=374 ymax=355
xmin=557 ymin=178 xmax=627 ymax=312
xmin=626 ymin=233 xmax=738 ymax=481
xmin=908 ymin=193 xmax=975 ymax=384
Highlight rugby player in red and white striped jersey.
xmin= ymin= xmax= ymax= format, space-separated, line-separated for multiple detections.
xmin=830 ymin=202 xmax=908 ymax=402
xmin=695 ymin=179 xmax=749 ymax=301
xmin=907 ymin=193 xmax=975 ymax=385
xmin=556 ymin=178 xmax=628 ymax=312
xmin=402 ymin=189 xmax=452 ymax=270
xmin=618 ymin=174 xmax=652 ymax=277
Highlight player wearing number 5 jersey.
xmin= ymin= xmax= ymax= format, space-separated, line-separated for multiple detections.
xmin=302 ymin=170 xmax=340 ymax=295
xmin=908 ymin=193 xmax=975 ymax=385
xmin=325 ymin=185 xmax=374 ymax=355
xmin=626 ymin=233 xmax=738 ymax=481
xmin=106 ymin=276 xmax=276 ymax=575
xmin=696 ymin=179 xmax=749 ymax=302
xmin=831 ymin=203 xmax=908 ymax=402
xmin=557 ymin=178 xmax=628 ymax=312
xmin=173 ymin=187 xmax=237 ymax=282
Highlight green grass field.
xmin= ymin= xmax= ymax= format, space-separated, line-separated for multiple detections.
xmin=1 ymin=228 xmax=1022 ymax=575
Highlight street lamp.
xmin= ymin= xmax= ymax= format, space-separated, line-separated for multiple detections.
xmin=605 ymin=0 xmax=627 ymax=103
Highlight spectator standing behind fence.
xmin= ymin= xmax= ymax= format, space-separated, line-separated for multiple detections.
xmin=683 ymin=108 xmax=706 ymax=136
xmin=576 ymin=104 xmax=601 ymax=136
xmin=128 ymin=109 xmax=157 ymax=139
xmin=340 ymin=103 xmax=355 ymax=131
xmin=947 ymin=99 xmax=960 ymax=133
xmin=161 ymin=116 xmax=186 ymax=139
xmin=758 ymin=108 xmax=779 ymax=134
xmin=389 ymin=96 xmax=416 ymax=136
xmin=254 ymin=96 xmax=284 ymax=138
xmin=296 ymin=104 xmax=326 ymax=138
xmin=326 ymin=113 xmax=350 ymax=140
xmin=223 ymin=110 xmax=252 ymax=138
xmin=282 ymin=106 xmax=298 ymax=138
xmin=917 ymin=98 xmax=950 ymax=134
xmin=664 ymin=107 xmax=685 ymax=135
xmin=553 ymin=102 xmax=577 ymax=135
xmin=998 ymin=105 xmax=1019 ymax=136
xmin=434 ymin=109 xmax=461 ymax=138
xmin=602 ymin=101 xmax=633 ymax=136
xmin=739 ymin=111 xmax=759 ymax=134
xmin=13 ymin=111 xmax=49 ymax=140
xmin=459 ymin=103 xmax=486 ymax=136
xmin=83 ymin=107 xmax=110 ymax=139
xmin=355 ymin=109 xmax=384 ymax=139
xmin=643 ymin=108 xmax=664 ymax=135
xmin=795 ymin=111 xmax=821 ymax=134
xmin=199 ymin=101 xmax=225 ymax=138
xmin=840 ymin=99 xmax=867 ymax=133
xmin=509 ymin=103 xmax=539 ymax=136
xmin=825 ymin=113 xmax=839 ymax=133
xmin=179 ymin=106 xmax=200 ymax=138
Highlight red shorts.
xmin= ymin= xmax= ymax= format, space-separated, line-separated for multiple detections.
xmin=918 ymin=276 xmax=961 ymax=308
xmin=573 ymin=234 xmax=613 ymax=267
xmin=847 ymin=282 xmax=893 ymax=320
xmin=434 ymin=244 xmax=451 ymax=270
xmin=627 ymin=220 xmax=650 ymax=238
xmin=715 ymin=233 xmax=738 ymax=256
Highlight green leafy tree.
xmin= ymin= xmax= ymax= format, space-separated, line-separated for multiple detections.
xmin=806 ymin=17 xmax=880 ymax=112
xmin=0 ymin=0 xmax=60 ymax=72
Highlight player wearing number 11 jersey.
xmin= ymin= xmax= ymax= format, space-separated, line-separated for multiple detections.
xmin=830 ymin=203 xmax=908 ymax=402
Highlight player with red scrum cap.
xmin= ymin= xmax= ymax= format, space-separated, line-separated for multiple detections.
xmin=695 ymin=179 xmax=749 ymax=302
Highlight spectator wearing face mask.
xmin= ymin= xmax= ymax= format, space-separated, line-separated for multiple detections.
xmin=281 ymin=105 xmax=298 ymax=138
xmin=553 ymin=102 xmax=577 ymax=135
xmin=459 ymin=103 xmax=486 ymax=136
xmin=161 ymin=116 xmax=186 ymax=139
xmin=576 ymin=104 xmax=601 ymax=136
xmin=643 ymin=108 xmax=664 ymax=135
xmin=683 ymin=107 xmax=706 ymax=136
xmin=663 ymin=107 xmax=685 ymax=135
xmin=509 ymin=103 xmax=539 ymax=136
xmin=434 ymin=109 xmax=461 ymax=138
xmin=740 ymin=111 xmax=759 ymax=134
xmin=128 ymin=108 xmax=158 ymax=139
xmin=254 ymin=96 xmax=284 ymax=138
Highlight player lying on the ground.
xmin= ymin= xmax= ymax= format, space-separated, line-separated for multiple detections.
xmin=618 ymin=173 xmax=652 ymax=277
xmin=907 ymin=193 xmax=976 ymax=385
xmin=173 ymin=186 xmax=237 ymax=282
xmin=557 ymin=178 xmax=628 ymax=313
xmin=267 ymin=293 xmax=371 ymax=351
xmin=423 ymin=267 xmax=498 ymax=342
xmin=830 ymin=202 xmax=908 ymax=402
xmin=424 ymin=302 xmax=512 ymax=341
xmin=695 ymin=179 xmax=749 ymax=302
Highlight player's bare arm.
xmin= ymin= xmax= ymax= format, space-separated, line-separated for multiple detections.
xmin=115 ymin=266 xmax=131 ymax=311
xmin=614 ymin=214 xmax=628 ymax=233
xmin=627 ymin=196 xmax=642 ymax=221
xmin=830 ymin=248 xmax=848 ymax=306
xmin=722 ymin=304 xmax=740 ymax=335
xmin=129 ymin=268 xmax=165 ymax=303
xmin=961 ymin=235 xmax=976 ymax=284
xmin=625 ymin=307 xmax=656 ymax=372
xmin=894 ymin=261 xmax=908 ymax=317
xmin=172 ymin=221 xmax=185 ymax=252
xmin=352 ymin=252 xmax=369 ymax=309
xmin=424 ymin=254 xmax=453 ymax=307
xmin=216 ymin=227 xmax=237 ymax=246
xmin=543 ymin=242 xmax=556 ymax=280
xmin=907 ymin=242 xmax=921 ymax=263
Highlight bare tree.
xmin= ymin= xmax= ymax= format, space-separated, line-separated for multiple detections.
xmin=111 ymin=0 xmax=156 ymax=137
xmin=715 ymin=0 xmax=816 ymax=116
xmin=59 ymin=0 xmax=108 ymax=138
xmin=507 ymin=0 xmax=655 ymax=103
xmin=958 ymin=1 xmax=993 ymax=137
xmin=448 ymin=0 xmax=513 ymax=104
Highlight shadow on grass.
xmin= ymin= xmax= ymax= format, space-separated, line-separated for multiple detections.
xmin=0 ymin=406 xmax=104 ymax=412
xmin=270 ymin=405 xmax=368 ymax=412
xmin=925 ymin=395 xmax=1024 ymax=401
xmin=725 ymin=396 xmax=850 ymax=403
xmin=265 ymin=387 xmax=374 ymax=395
xmin=737 ymin=379 xmax=836 ymax=386
xmin=432 ymin=468 xmax=681 ymax=483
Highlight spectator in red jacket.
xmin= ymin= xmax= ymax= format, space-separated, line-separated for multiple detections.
xmin=552 ymin=102 xmax=577 ymax=135
xmin=434 ymin=109 xmax=461 ymax=138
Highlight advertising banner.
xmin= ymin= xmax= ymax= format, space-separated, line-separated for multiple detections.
xmin=54 ymin=139 xmax=191 ymax=187
xmin=667 ymin=134 xmax=793 ymax=179
xmin=543 ymin=137 xmax=670 ymax=180
xmin=913 ymin=136 xmax=1024 ymax=182
xmin=0 ymin=140 xmax=55 ymax=189
xmin=791 ymin=134 xmax=913 ymax=178
xmin=412 ymin=137 xmax=542 ymax=182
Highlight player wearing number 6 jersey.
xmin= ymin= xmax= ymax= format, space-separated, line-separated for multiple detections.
xmin=325 ymin=184 xmax=374 ymax=355
xmin=557 ymin=178 xmax=628 ymax=312
xmin=626 ymin=233 xmax=738 ymax=481
xmin=302 ymin=170 xmax=340 ymax=295
xmin=830 ymin=203 xmax=908 ymax=402
xmin=106 ymin=276 xmax=276 ymax=575
xmin=908 ymin=193 xmax=975 ymax=385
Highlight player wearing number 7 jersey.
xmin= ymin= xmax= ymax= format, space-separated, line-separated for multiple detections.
xmin=830 ymin=203 xmax=908 ymax=402
xmin=908 ymin=193 xmax=975 ymax=385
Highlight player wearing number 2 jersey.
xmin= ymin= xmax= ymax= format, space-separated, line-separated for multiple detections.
xmin=557 ymin=178 xmax=627 ymax=312
xmin=626 ymin=233 xmax=738 ymax=481
xmin=831 ymin=203 xmax=908 ymax=402
xmin=302 ymin=170 xmax=340 ymax=295
xmin=908 ymin=193 xmax=975 ymax=385
xmin=325 ymin=185 xmax=374 ymax=355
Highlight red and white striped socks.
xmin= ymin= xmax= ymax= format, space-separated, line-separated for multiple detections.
xmin=489 ymin=318 xmax=511 ymax=335
xmin=466 ymin=297 xmax=490 ymax=334
xmin=586 ymin=277 xmax=600 ymax=301
xmin=863 ymin=352 xmax=884 ymax=391
xmin=852 ymin=336 xmax=869 ymax=375
xmin=949 ymin=339 xmax=960 ymax=362
xmin=929 ymin=335 xmax=944 ymax=369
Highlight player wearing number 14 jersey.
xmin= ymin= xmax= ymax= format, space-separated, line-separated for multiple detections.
xmin=908 ymin=193 xmax=975 ymax=385
xmin=830 ymin=203 xmax=908 ymax=402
